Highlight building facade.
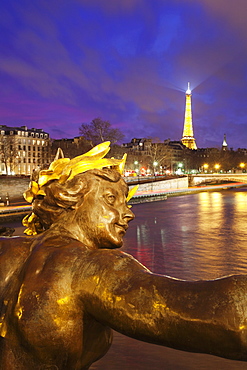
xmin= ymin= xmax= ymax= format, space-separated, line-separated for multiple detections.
xmin=0 ymin=125 xmax=51 ymax=176
xmin=122 ymin=138 xmax=152 ymax=154
xmin=122 ymin=137 xmax=189 ymax=174
xmin=51 ymin=136 xmax=92 ymax=159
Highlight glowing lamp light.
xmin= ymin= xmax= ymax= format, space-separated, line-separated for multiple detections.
xmin=186 ymin=82 xmax=191 ymax=94
xmin=240 ymin=163 xmax=245 ymax=169
xmin=141 ymin=167 xmax=146 ymax=176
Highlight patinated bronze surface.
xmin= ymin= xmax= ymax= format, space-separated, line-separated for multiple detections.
xmin=1 ymin=143 xmax=247 ymax=369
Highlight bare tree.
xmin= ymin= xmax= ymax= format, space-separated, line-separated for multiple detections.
xmin=79 ymin=118 xmax=124 ymax=147
xmin=0 ymin=135 xmax=19 ymax=175
xmin=146 ymin=141 xmax=169 ymax=174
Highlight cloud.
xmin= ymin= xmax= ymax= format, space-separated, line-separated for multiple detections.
xmin=0 ymin=0 xmax=247 ymax=149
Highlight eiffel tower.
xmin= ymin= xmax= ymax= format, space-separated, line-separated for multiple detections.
xmin=181 ymin=83 xmax=197 ymax=150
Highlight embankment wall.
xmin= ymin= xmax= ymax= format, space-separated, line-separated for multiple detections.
xmin=129 ymin=176 xmax=188 ymax=193
xmin=0 ymin=177 xmax=30 ymax=201
xmin=0 ymin=176 xmax=189 ymax=202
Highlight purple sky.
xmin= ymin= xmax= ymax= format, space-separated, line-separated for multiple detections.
xmin=1 ymin=0 xmax=247 ymax=149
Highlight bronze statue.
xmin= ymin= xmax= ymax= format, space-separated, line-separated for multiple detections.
xmin=0 ymin=142 xmax=247 ymax=369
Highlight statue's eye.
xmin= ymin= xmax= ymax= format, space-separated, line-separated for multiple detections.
xmin=106 ymin=194 xmax=116 ymax=205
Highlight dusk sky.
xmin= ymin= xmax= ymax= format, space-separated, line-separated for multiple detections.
xmin=1 ymin=0 xmax=247 ymax=149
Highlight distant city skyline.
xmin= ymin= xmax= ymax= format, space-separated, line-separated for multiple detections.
xmin=1 ymin=0 xmax=247 ymax=149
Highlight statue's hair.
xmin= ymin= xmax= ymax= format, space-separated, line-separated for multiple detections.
xmin=23 ymin=168 xmax=122 ymax=235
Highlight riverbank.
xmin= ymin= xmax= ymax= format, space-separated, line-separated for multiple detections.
xmin=1 ymin=182 xmax=246 ymax=222
xmin=129 ymin=181 xmax=247 ymax=204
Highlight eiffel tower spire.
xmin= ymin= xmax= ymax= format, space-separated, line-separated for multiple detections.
xmin=181 ymin=82 xmax=197 ymax=150
xmin=222 ymin=133 xmax=228 ymax=151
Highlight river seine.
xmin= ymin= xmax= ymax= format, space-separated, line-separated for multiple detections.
xmin=4 ymin=187 xmax=247 ymax=369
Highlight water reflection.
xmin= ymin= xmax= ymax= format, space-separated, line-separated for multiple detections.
xmin=123 ymin=189 xmax=247 ymax=281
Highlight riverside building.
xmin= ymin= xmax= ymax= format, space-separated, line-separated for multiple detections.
xmin=0 ymin=125 xmax=51 ymax=176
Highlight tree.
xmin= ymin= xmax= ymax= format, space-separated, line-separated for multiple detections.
xmin=146 ymin=140 xmax=170 ymax=174
xmin=79 ymin=118 xmax=124 ymax=147
xmin=0 ymin=134 xmax=19 ymax=175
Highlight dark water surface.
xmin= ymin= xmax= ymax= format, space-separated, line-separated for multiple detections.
xmin=4 ymin=188 xmax=247 ymax=369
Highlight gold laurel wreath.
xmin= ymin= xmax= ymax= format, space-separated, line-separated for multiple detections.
xmin=23 ymin=141 xmax=138 ymax=235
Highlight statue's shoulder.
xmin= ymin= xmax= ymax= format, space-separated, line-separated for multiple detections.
xmin=0 ymin=236 xmax=34 ymax=297
xmin=0 ymin=235 xmax=33 ymax=258
xmin=83 ymin=248 xmax=151 ymax=275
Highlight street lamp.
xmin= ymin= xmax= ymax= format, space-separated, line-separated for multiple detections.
xmin=240 ymin=163 xmax=245 ymax=172
xmin=214 ymin=164 xmax=220 ymax=173
xmin=176 ymin=162 xmax=183 ymax=175
xmin=134 ymin=160 xmax=139 ymax=176
xmin=203 ymin=163 xmax=209 ymax=173
xmin=153 ymin=161 xmax=158 ymax=175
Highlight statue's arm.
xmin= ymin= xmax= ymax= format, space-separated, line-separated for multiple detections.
xmin=81 ymin=249 xmax=247 ymax=361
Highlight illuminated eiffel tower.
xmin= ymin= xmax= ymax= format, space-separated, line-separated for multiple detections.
xmin=181 ymin=82 xmax=197 ymax=150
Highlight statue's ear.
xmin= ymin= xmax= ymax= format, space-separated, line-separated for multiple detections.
xmin=54 ymin=147 xmax=64 ymax=160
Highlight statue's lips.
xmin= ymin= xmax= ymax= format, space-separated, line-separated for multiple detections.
xmin=115 ymin=223 xmax=128 ymax=233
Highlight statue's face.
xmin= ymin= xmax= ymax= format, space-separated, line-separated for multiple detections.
xmin=75 ymin=177 xmax=135 ymax=249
